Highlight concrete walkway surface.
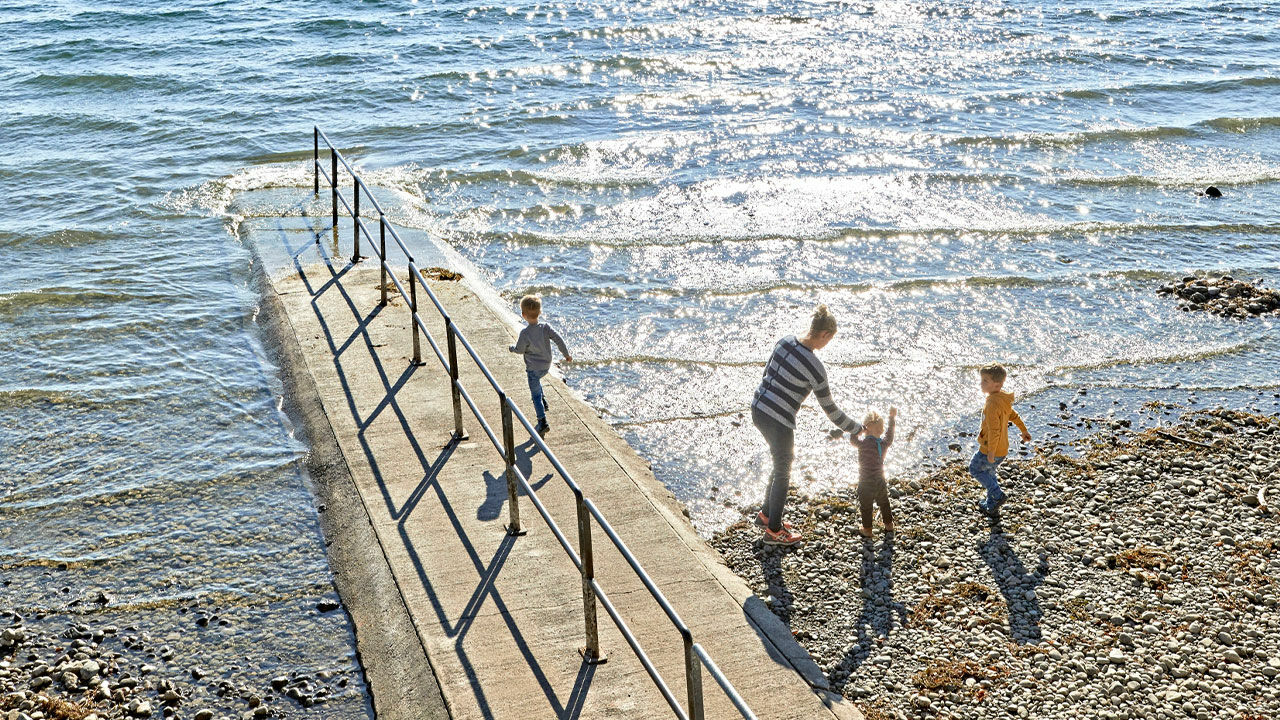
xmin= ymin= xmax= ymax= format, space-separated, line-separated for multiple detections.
xmin=250 ymin=215 xmax=862 ymax=720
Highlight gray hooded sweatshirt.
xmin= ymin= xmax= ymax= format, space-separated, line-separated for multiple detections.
xmin=510 ymin=322 xmax=569 ymax=373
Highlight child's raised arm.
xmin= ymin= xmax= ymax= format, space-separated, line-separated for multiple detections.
xmin=883 ymin=407 xmax=897 ymax=450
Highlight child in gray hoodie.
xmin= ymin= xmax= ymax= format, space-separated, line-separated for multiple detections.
xmin=509 ymin=295 xmax=572 ymax=437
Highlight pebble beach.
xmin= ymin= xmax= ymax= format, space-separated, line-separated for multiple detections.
xmin=713 ymin=408 xmax=1279 ymax=720
xmin=1 ymin=607 xmax=353 ymax=720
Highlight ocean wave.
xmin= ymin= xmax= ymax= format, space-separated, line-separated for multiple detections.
xmin=570 ymin=355 xmax=881 ymax=370
xmin=457 ymin=220 xmax=1280 ymax=249
xmin=3 ymin=113 xmax=143 ymax=140
xmin=0 ymin=229 xmax=122 ymax=249
xmin=431 ymin=167 xmax=650 ymax=190
xmin=163 ymin=160 xmax=439 ymax=218
xmin=612 ymin=407 xmax=749 ymax=427
xmin=19 ymin=71 xmax=198 ymax=94
xmin=1044 ymin=339 xmax=1263 ymax=374
xmin=294 ymin=52 xmax=374 ymax=69
xmin=1198 ymin=116 xmax=1280 ymax=133
xmin=1014 ymin=74 xmax=1280 ymax=105
xmin=513 ymin=269 xmax=1200 ymax=303
xmin=0 ymin=387 xmax=131 ymax=413
xmin=427 ymin=161 xmax=1274 ymax=198
xmin=287 ymin=17 xmax=390 ymax=35
xmin=1059 ymin=170 xmax=1280 ymax=188
xmin=948 ymin=125 xmax=1196 ymax=148
xmin=0 ymin=288 xmax=155 ymax=317
xmin=0 ymin=453 xmax=304 ymax=513
xmin=570 ymin=337 xmax=1261 ymax=377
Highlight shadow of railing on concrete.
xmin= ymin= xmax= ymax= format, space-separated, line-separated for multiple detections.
xmin=262 ymin=211 xmax=596 ymax=719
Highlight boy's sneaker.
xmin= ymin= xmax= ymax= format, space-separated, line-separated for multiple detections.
xmin=753 ymin=511 xmax=794 ymax=530
xmin=762 ymin=527 xmax=803 ymax=547
xmin=975 ymin=500 xmax=998 ymax=517
xmin=536 ymin=419 xmax=550 ymax=438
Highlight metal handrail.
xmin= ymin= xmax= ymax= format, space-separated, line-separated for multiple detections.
xmin=311 ymin=127 xmax=757 ymax=720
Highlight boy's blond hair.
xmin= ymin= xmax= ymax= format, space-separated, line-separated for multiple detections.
xmin=980 ymin=364 xmax=1007 ymax=383
xmin=520 ymin=295 xmax=542 ymax=316
xmin=862 ymin=411 xmax=883 ymax=428
xmin=810 ymin=303 xmax=837 ymax=335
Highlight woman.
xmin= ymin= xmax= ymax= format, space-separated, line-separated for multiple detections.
xmin=752 ymin=304 xmax=862 ymax=546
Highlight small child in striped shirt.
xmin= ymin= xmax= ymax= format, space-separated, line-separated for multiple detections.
xmin=854 ymin=407 xmax=896 ymax=538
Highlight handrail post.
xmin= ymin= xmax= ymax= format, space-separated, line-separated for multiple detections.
xmin=409 ymin=267 xmax=422 ymax=366
xmin=576 ymin=492 xmax=605 ymax=664
xmin=684 ymin=632 xmax=704 ymax=720
xmin=379 ymin=217 xmax=388 ymax=307
xmin=312 ymin=127 xmax=319 ymax=196
xmin=330 ymin=150 xmax=338 ymax=232
xmin=352 ymin=178 xmax=361 ymax=263
xmin=446 ymin=319 xmax=468 ymax=440
xmin=500 ymin=398 xmax=524 ymax=536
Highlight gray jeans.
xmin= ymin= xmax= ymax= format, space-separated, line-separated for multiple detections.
xmin=753 ymin=407 xmax=795 ymax=533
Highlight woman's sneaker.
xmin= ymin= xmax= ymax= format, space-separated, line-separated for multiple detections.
xmin=762 ymin=527 xmax=803 ymax=547
xmin=754 ymin=511 xmax=794 ymax=530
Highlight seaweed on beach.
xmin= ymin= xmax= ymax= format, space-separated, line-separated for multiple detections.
xmin=1114 ymin=546 xmax=1173 ymax=571
xmin=0 ymin=694 xmax=97 ymax=720
xmin=912 ymin=659 xmax=1008 ymax=692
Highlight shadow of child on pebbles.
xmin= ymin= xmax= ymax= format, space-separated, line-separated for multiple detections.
xmin=837 ymin=538 xmax=909 ymax=679
xmin=979 ymin=516 xmax=1049 ymax=645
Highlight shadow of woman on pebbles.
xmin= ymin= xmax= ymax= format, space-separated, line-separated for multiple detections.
xmin=836 ymin=537 xmax=909 ymax=680
xmin=979 ymin=516 xmax=1049 ymax=645
xmin=757 ymin=549 xmax=796 ymax=625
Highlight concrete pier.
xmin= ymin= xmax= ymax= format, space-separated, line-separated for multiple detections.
xmin=253 ymin=218 xmax=861 ymax=720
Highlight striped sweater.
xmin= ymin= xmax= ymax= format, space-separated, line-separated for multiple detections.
xmin=752 ymin=336 xmax=862 ymax=434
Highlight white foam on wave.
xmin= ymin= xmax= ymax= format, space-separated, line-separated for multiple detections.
xmin=1058 ymin=141 xmax=1280 ymax=188
xmin=167 ymin=158 xmax=531 ymax=341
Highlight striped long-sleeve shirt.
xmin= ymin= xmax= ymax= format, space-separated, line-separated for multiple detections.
xmin=752 ymin=336 xmax=862 ymax=435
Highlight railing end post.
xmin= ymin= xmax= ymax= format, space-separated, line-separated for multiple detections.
xmin=685 ymin=633 xmax=705 ymax=720
xmin=576 ymin=493 xmax=604 ymax=664
xmin=448 ymin=319 xmax=467 ymax=440
xmin=501 ymin=397 xmax=525 ymax=536
xmin=578 ymin=645 xmax=608 ymax=665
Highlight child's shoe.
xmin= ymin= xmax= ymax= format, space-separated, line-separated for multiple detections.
xmin=762 ymin=527 xmax=804 ymax=547
xmin=536 ymin=418 xmax=550 ymax=437
xmin=975 ymin=500 xmax=998 ymax=517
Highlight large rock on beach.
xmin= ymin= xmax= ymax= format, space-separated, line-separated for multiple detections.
xmin=1158 ymin=274 xmax=1280 ymax=319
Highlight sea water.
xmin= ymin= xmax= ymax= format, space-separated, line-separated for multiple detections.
xmin=1 ymin=0 xmax=1278 ymax=705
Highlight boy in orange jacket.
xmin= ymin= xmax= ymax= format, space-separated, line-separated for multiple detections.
xmin=970 ymin=365 xmax=1031 ymax=516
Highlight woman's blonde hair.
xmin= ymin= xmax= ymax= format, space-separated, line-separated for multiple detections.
xmin=809 ymin=304 xmax=837 ymax=335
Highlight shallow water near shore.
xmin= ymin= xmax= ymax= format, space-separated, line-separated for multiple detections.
xmin=1 ymin=0 xmax=1279 ymax=706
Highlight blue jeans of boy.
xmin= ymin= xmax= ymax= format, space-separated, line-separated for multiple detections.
xmin=526 ymin=368 xmax=549 ymax=421
xmin=969 ymin=451 xmax=1006 ymax=511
